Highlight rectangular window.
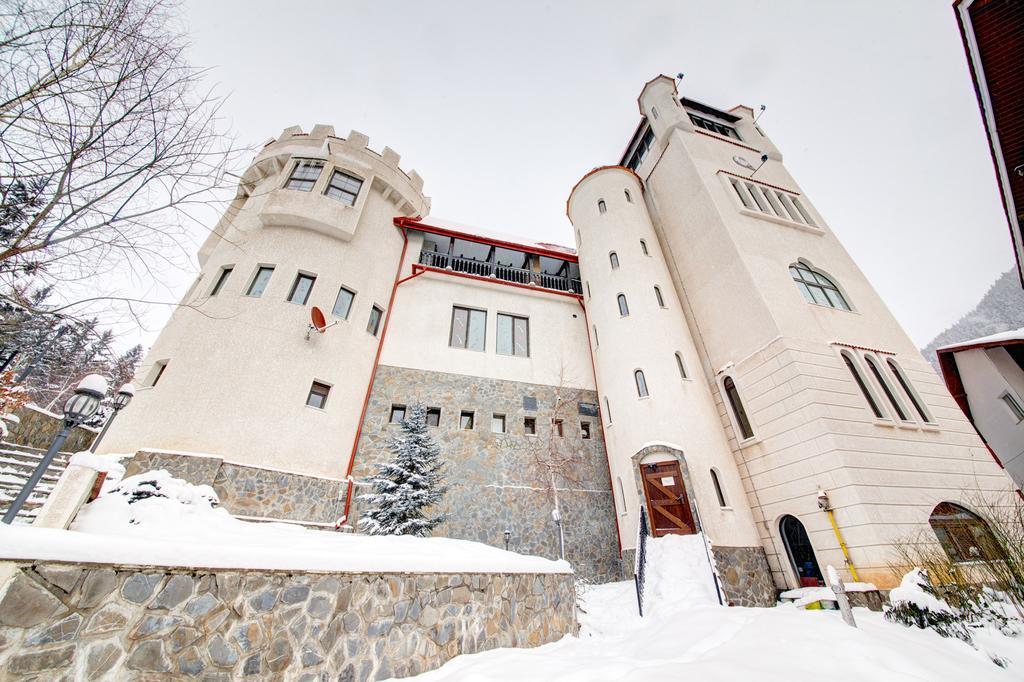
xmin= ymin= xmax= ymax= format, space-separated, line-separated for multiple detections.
xmin=729 ymin=178 xmax=753 ymax=209
xmin=210 ymin=266 xmax=233 ymax=296
xmin=324 ymin=169 xmax=363 ymax=206
xmin=581 ymin=421 xmax=592 ymax=439
xmin=491 ymin=413 xmax=506 ymax=434
xmin=367 ymin=305 xmax=383 ymax=336
xmin=524 ymin=416 xmax=536 ymax=435
xmin=426 ymin=407 xmax=441 ymax=427
xmin=449 ymin=306 xmax=486 ymax=351
xmin=306 ymin=381 xmax=330 ymax=409
xmin=150 ymin=360 xmax=169 ymax=387
xmin=625 ymin=126 xmax=655 ymax=171
xmin=496 ymin=313 xmax=529 ymax=357
xmin=246 ymin=266 xmax=274 ymax=297
xmin=389 ymin=404 xmax=406 ymax=424
xmin=1000 ymin=392 xmax=1024 ymax=423
xmin=285 ymin=159 xmax=323 ymax=191
xmin=287 ymin=273 xmax=316 ymax=305
xmin=332 ymin=286 xmax=355 ymax=319
xmin=460 ymin=410 xmax=474 ymax=430
xmin=552 ymin=419 xmax=564 ymax=437
xmin=688 ymin=113 xmax=740 ymax=139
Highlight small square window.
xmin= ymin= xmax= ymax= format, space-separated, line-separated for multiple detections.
xmin=426 ymin=407 xmax=441 ymax=427
xmin=246 ymin=266 xmax=274 ymax=297
xmin=524 ymin=417 xmax=536 ymax=435
xmin=285 ymin=159 xmax=323 ymax=191
xmin=581 ymin=421 xmax=592 ymax=439
xmin=306 ymin=381 xmax=330 ymax=409
xmin=288 ymin=273 xmax=316 ymax=305
xmin=389 ymin=404 xmax=406 ymax=424
xmin=333 ymin=286 xmax=356 ymax=319
xmin=491 ymin=413 xmax=506 ymax=434
xmin=210 ymin=266 xmax=233 ymax=296
xmin=367 ymin=305 xmax=383 ymax=336
xmin=460 ymin=410 xmax=475 ymax=430
xmin=552 ymin=419 xmax=564 ymax=437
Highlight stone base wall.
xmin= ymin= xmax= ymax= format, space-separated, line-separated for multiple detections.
xmin=0 ymin=562 xmax=576 ymax=681
xmin=7 ymin=406 xmax=96 ymax=453
xmin=124 ymin=451 xmax=345 ymax=525
xmin=352 ymin=365 xmax=622 ymax=583
xmin=620 ymin=545 xmax=775 ymax=607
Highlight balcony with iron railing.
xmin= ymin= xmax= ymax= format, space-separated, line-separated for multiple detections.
xmin=418 ymin=250 xmax=582 ymax=295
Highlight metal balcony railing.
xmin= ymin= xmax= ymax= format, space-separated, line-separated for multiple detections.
xmin=418 ymin=251 xmax=582 ymax=295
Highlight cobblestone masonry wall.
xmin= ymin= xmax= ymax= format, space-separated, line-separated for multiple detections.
xmin=0 ymin=562 xmax=576 ymax=681
xmin=351 ymin=365 xmax=622 ymax=583
xmin=7 ymin=406 xmax=96 ymax=452
xmin=123 ymin=452 xmax=344 ymax=525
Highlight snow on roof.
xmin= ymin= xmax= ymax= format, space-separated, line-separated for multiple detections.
xmin=937 ymin=327 xmax=1024 ymax=353
xmin=415 ymin=216 xmax=576 ymax=257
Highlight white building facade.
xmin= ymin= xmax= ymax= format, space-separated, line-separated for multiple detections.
xmin=100 ymin=77 xmax=1015 ymax=601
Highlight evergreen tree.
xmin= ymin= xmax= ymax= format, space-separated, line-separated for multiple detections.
xmin=358 ymin=403 xmax=448 ymax=536
xmin=885 ymin=568 xmax=973 ymax=643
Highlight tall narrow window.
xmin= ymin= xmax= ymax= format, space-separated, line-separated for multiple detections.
xmin=729 ymin=177 xmax=754 ymax=209
xmin=210 ymin=266 xmax=233 ymax=296
xmin=496 ymin=313 xmax=529 ymax=357
xmin=625 ymin=189 xmax=633 ymax=203
xmin=306 ymin=381 xmax=330 ymax=409
xmin=887 ymin=359 xmax=931 ymax=423
xmin=616 ymin=477 xmax=627 ymax=513
xmin=654 ymin=285 xmax=665 ymax=307
xmin=389 ymin=404 xmax=406 ymax=423
xmin=332 ymin=286 xmax=356 ymax=319
xmin=711 ymin=469 xmax=728 ymax=507
xmin=842 ymin=353 xmax=883 ymax=419
xmin=790 ymin=263 xmax=850 ymax=310
xmin=617 ymin=294 xmax=629 ymax=316
xmin=865 ymin=355 xmax=909 ymax=421
xmin=450 ymin=306 xmax=486 ymax=351
xmin=552 ymin=419 xmax=564 ymax=437
xmin=790 ymin=197 xmax=815 ymax=225
xmin=609 ymin=252 xmax=619 ymax=269
xmin=598 ymin=199 xmax=607 ymax=214
xmin=581 ymin=421 xmax=592 ymax=439
xmin=1000 ymin=393 xmax=1024 ymax=423
xmin=491 ymin=413 xmax=506 ymax=434
xmin=246 ymin=266 xmax=274 ymax=297
xmin=675 ymin=352 xmax=688 ymax=379
xmin=460 ymin=410 xmax=475 ymax=430
xmin=149 ymin=360 xmax=169 ymax=387
xmin=640 ymin=239 xmax=649 ymax=256
xmin=367 ymin=305 xmax=383 ymax=336
xmin=603 ymin=396 xmax=613 ymax=424
xmin=324 ymin=169 xmax=363 ymax=206
xmin=287 ymin=273 xmax=316 ymax=305
xmin=586 ymin=282 xmax=592 ymax=299
xmin=524 ymin=416 xmax=537 ymax=435
xmin=634 ymin=369 xmax=649 ymax=398
xmin=285 ymin=159 xmax=323 ymax=191
xmin=426 ymin=407 xmax=441 ymax=427
xmin=723 ymin=376 xmax=754 ymax=440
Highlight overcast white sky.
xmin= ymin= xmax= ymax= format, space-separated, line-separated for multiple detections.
xmin=150 ymin=0 xmax=1012 ymax=348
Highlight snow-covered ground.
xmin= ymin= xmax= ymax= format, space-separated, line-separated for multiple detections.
xmin=399 ymin=534 xmax=1024 ymax=681
xmin=0 ymin=469 xmax=569 ymax=575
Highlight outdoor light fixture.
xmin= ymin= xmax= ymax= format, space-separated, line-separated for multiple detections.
xmin=2 ymin=374 xmax=108 ymax=524
xmin=503 ymin=529 xmax=511 ymax=551
xmin=89 ymin=383 xmax=135 ymax=453
xmin=817 ymin=489 xmax=831 ymax=512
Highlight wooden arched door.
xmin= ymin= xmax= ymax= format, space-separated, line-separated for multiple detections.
xmin=640 ymin=461 xmax=696 ymax=536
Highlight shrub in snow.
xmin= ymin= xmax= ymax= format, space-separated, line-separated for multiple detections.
xmin=106 ymin=470 xmax=218 ymax=508
xmin=885 ymin=568 xmax=972 ymax=643
xmin=358 ymin=403 xmax=447 ymax=537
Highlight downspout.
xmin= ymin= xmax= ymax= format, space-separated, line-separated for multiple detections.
xmin=338 ymin=220 xmax=423 ymax=527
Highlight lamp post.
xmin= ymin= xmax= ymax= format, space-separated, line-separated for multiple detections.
xmin=89 ymin=383 xmax=134 ymax=453
xmin=2 ymin=374 xmax=107 ymax=524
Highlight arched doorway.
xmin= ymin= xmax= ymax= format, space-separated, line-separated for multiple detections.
xmin=780 ymin=515 xmax=823 ymax=587
xmin=928 ymin=502 xmax=1001 ymax=562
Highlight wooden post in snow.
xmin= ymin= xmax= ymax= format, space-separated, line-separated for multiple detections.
xmin=827 ymin=565 xmax=857 ymax=628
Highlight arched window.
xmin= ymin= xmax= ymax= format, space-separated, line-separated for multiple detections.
xmin=651 ymin=106 xmax=659 ymax=120
xmin=790 ymin=263 xmax=850 ymax=310
xmin=675 ymin=352 xmax=688 ymax=379
xmin=865 ymin=355 xmax=909 ymax=421
xmin=929 ymin=502 xmax=1001 ymax=562
xmin=780 ymin=515 xmax=824 ymax=586
xmin=887 ymin=359 xmax=931 ymax=422
xmin=634 ymin=369 xmax=649 ymax=397
xmin=616 ymin=477 xmax=627 ymax=513
xmin=586 ymin=281 xmax=591 ymax=299
xmin=617 ymin=294 xmax=629 ymax=316
xmin=609 ymin=252 xmax=619 ymax=269
xmin=640 ymin=239 xmax=649 ymax=255
xmin=603 ymin=396 xmax=613 ymax=424
xmin=723 ymin=376 xmax=753 ymax=439
xmin=598 ymin=199 xmax=607 ymax=214
xmin=841 ymin=352 xmax=883 ymax=419
xmin=625 ymin=189 xmax=633 ymax=203
xmin=710 ymin=469 xmax=727 ymax=507
xmin=592 ymin=324 xmax=599 ymax=349
xmin=654 ymin=285 xmax=665 ymax=307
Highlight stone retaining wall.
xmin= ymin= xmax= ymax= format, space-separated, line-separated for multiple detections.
xmin=7 ymin=406 xmax=96 ymax=453
xmin=0 ymin=562 xmax=577 ymax=681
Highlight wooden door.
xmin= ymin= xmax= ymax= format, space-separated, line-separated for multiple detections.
xmin=641 ymin=461 xmax=696 ymax=537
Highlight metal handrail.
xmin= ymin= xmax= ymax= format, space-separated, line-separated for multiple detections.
xmin=634 ymin=505 xmax=650 ymax=616
xmin=418 ymin=251 xmax=582 ymax=295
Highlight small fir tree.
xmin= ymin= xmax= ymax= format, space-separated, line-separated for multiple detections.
xmin=885 ymin=568 xmax=973 ymax=643
xmin=358 ymin=403 xmax=447 ymax=536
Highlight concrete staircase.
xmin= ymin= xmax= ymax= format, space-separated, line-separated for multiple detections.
xmin=0 ymin=443 xmax=70 ymax=524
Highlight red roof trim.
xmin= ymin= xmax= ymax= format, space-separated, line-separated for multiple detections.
xmin=831 ymin=342 xmax=896 ymax=356
xmin=717 ymin=170 xmax=802 ymax=196
xmin=395 ymin=217 xmax=578 ymax=262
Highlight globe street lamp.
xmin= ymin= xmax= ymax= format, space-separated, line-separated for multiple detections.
xmin=89 ymin=383 xmax=134 ymax=453
xmin=2 ymin=374 xmax=107 ymax=524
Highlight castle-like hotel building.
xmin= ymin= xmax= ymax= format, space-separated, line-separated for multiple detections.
xmin=100 ymin=76 xmax=1013 ymax=605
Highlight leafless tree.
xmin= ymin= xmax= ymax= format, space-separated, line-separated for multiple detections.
xmin=0 ymin=0 xmax=237 ymax=323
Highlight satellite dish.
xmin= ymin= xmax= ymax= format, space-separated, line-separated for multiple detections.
xmin=732 ymin=155 xmax=756 ymax=171
xmin=311 ymin=306 xmax=327 ymax=332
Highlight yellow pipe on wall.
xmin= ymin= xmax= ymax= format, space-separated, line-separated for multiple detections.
xmin=825 ymin=508 xmax=860 ymax=582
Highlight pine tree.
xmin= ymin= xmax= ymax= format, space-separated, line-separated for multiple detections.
xmin=885 ymin=568 xmax=973 ymax=643
xmin=358 ymin=403 xmax=448 ymax=536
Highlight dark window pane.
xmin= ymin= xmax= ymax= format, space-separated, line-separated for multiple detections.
xmin=247 ymin=267 xmax=274 ymax=297
xmin=460 ymin=411 xmax=474 ymax=429
xmin=367 ymin=306 xmax=383 ymax=335
xmin=288 ymin=274 xmax=316 ymax=305
xmin=211 ymin=267 xmax=233 ymax=296
xmin=333 ymin=287 xmax=355 ymax=319
xmin=724 ymin=376 xmax=753 ymax=439
xmin=306 ymin=381 xmax=330 ymax=409
xmin=325 ymin=170 xmax=363 ymax=206
xmin=286 ymin=160 xmax=323 ymax=191
xmin=843 ymin=354 xmax=883 ymax=419
xmin=426 ymin=407 xmax=441 ymax=427
xmin=389 ymin=405 xmax=406 ymax=423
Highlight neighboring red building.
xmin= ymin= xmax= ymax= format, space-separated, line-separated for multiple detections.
xmin=955 ymin=0 xmax=1024 ymax=285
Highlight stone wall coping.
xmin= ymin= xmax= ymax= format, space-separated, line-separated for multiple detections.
xmin=134 ymin=448 xmax=349 ymax=483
